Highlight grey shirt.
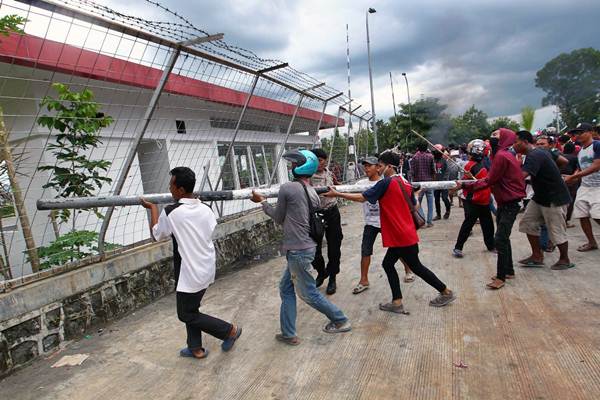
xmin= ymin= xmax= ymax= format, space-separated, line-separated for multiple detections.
xmin=262 ymin=180 xmax=320 ymax=251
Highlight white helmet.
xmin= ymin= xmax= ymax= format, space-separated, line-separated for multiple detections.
xmin=467 ymin=139 xmax=486 ymax=157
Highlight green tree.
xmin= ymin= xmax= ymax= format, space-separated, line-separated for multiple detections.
xmin=0 ymin=15 xmax=26 ymax=36
xmin=36 ymin=84 xmax=116 ymax=270
xmin=490 ymin=116 xmax=521 ymax=133
xmin=37 ymin=83 xmax=114 ymax=227
xmin=535 ymin=48 xmax=600 ymax=128
xmin=448 ymin=105 xmax=490 ymax=144
xmin=521 ymin=106 xmax=536 ymax=131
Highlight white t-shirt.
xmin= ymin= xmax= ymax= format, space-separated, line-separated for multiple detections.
xmin=152 ymin=198 xmax=217 ymax=293
xmin=357 ymin=178 xmax=381 ymax=228
xmin=577 ymin=140 xmax=600 ymax=187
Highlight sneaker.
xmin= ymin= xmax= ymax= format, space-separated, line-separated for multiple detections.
xmin=275 ymin=334 xmax=301 ymax=346
xmin=452 ymin=249 xmax=463 ymax=258
xmin=323 ymin=320 xmax=352 ymax=333
xmin=429 ymin=291 xmax=456 ymax=307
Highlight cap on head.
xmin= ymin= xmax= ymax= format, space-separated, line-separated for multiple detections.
xmin=360 ymin=156 xmax=379 ymax=166
xmin=569 ymin=122 xmax=595 ymax=135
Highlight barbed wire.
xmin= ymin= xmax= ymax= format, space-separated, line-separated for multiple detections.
xmin=52 ymin=0 xmax=348 ymax=104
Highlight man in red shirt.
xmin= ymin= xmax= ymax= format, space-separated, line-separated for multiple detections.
xmin=457 ymin=128 xmax=526 ymax=289
xmin=452 ymin=139 xmax=495 ymax=258
xmin=325 ymin=150 xmax=456 ymax=314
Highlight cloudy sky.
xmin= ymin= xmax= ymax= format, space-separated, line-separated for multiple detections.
xmin=111 ymin=0 xmax=600 ymax=121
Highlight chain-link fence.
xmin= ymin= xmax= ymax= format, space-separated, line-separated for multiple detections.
xmin=0 ymin=0 xmax=372 ymax=283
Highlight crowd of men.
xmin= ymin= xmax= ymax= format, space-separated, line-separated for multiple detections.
xmin=140 ymin=121 xmax=599 ymax=358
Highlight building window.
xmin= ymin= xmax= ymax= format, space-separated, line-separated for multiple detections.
xmin=175 ymin=120 xmax=186 ymax=134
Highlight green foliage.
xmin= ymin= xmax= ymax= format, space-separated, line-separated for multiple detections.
xmin=0 ymin=15 xmax=26 ymax=36
xmin=34 ymin=230 xmax=120 ymax=270
xmin=521 ymin=106 xmax=536 ymax=131
xmin=448 ymin=105 xmax=491 ymax=145
xmin=0 ymin=203 xmax=14 ymax=218
xmin=490 ymin=116 xmax=521 ymax=133
xmin=535 ymin=48 xmax=600 ymax=128
xmin=37 ymin=83 xmax=113 ymax=224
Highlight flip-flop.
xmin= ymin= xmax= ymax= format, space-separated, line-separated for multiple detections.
xmin=486 ymin=279 xmax=505 ymax=290
xmin=222 ymin=327 xmax=242 ymax=352
xmin=180 ymin=347 xmax=209 ymax=359
xmin=518 ymin=258 xmax=544 ymax=267
xmin=403 ymin=273 xmax=416 ymax=283
xmin=577 ymin=243 xmax=598 ymax=252
xmin=352 ymin=283 xmax=369 ymax=294
xmin=378 ymin=302 xmax=410 ymax=315
xmin=550 ymin=262 xmax=576 ymax=270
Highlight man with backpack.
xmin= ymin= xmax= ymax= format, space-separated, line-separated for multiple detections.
xmin=250 ymin=149 xmax=351 ymax=346
xmin=325 ymin=150 xmax=456 ymax=314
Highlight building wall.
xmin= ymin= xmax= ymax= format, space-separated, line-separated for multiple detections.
xmin=0 ymin=63 xmax=314 ymax=278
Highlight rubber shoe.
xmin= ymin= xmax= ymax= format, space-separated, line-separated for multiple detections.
xmin=452 ymin=249 xmax=464 ymax=258
xmin=429 ymin=291 xmax=456 ymax=307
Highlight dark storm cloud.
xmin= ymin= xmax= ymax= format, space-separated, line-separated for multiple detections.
xmin=118 ymin=0 xmax=600 ymax=117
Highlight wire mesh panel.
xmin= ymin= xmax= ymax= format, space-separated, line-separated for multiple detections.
xmin=0 ymin=0 xmax=357 ymax=282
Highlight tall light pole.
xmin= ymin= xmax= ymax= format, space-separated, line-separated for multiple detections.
xmin=366 ymin=7 xmax=378 ymax=153
xmin=389 ymin=71 xmax=397 ymax=118
xmin=401 ymin=72 xmax=412 ymax=148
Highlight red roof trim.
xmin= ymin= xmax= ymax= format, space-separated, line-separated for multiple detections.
xmin=0 ymin=33 xmax=344 ymax=128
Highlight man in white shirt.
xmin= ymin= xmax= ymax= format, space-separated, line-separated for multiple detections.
xmin=141 ymin=167 xmax=241 ymax=359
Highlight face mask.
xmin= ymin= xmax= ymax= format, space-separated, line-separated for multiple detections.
xmin=490 ymin=137 xmax=500 ymax=154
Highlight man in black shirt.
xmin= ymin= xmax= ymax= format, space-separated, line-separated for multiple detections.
xmin=514 ymin=131 xmax=574 ymax=270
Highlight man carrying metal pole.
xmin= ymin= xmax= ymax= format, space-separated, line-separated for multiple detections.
xmin=140 ymin=167 xmax=242 ymax=359
xmin=250 ymin=150 xmax=351 ymax=345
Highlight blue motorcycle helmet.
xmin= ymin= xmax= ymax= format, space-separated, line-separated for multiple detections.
xmin=283 ymin=149 xmax=318 ymax=178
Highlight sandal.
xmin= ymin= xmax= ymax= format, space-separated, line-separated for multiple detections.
xmin=403 ymin=273 xmax=416 ymax=283
xmin=379 ymin=302 xmax=410 ymax=314
xmin=352 ymin=283 xmax=369 ymax=294
xmin=550 ymin=262 xmax=575 ymax=270
xmin=491 ymin=274 xmax=514 ymax=280
xmin=518 ymin=257 xmax=544 ymax=267
xmin=486 ymin=278 xmax=505 ymax=290
xmin=180 ymin=348 xmax=209 ymax=359
xmin=577 ymin=243 xmax=598 ymax=252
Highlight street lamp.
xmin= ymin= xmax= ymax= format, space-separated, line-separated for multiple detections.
xmin=401 ymin=72 xmax=412 ymax=148
xmin=366 ymin=7 xmax=378 ymax=153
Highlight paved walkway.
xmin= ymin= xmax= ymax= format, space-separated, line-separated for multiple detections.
xmin=2 ymin=203 xmax=600 ymax=399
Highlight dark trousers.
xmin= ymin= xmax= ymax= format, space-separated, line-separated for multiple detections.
xmin=382 ymin=244 xmax=447 ymax=300
xmin=312 ymin=205 xmax=343 ymax=277
xmin=434 ymin=189 xmax=451 ymax=217
xmin=495 ymin=201 xmax=520 ymax=281
xmin=176 ymin=290 xmax=232 ymax=351
xmin=454 ymin=200 xmax=495 ymax=251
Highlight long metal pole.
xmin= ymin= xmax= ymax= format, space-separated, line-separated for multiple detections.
xmin=37 ymin=180 xmax=468 ymax=210
xmin=390 ymin=72 xmax=397 ymax=118
xmin=268 ymin=93 xmax=305 ymax=186
xmin=403 ymin=73 xmax=412 ymax=149
xmin=311 ymin=100 xmax=329 ymax=149
xmin=98 ymin=35 xmax=223 ymax=253
xmin=98 ymin=46 xmax=181 ymax=253
xmin=366 ymin=10 xmax=378 ymax=153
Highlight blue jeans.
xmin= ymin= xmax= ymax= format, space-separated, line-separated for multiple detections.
xmin=418 ymin=188 xmax=434 ymax=224
xmin=279 ymin=248 xmax=348 ymax=337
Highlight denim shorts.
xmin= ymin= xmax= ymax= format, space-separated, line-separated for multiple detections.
xmin=361 ymin=225 xmax=381 ymax=257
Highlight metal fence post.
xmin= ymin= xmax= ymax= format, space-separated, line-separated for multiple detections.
xmin=98 ymin=34 xmax=223 ymax=253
